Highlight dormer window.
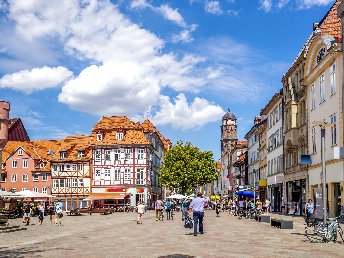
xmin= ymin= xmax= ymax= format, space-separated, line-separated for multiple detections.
xmin=18 ymin=149 xmax=23 ymax=156
xmin=60 ymin=151 xmax=67 ymax=159
xmin=97 ymin=133 xmax=103 ymax=141
xmin=116 ymin=132 xmax=123 ymax=140
xmin=78 ymin=151 xmax=85 ymax=158
xmin=40 ymin=163 xmax=45 ymax=168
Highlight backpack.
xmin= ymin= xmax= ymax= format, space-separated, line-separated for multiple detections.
xmin=166 ymin=201 xmax=172 ymax=210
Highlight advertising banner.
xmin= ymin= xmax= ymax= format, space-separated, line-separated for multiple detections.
xmin=314 ymin=188 xmax=323 ymax=219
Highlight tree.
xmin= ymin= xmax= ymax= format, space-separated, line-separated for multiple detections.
xmin=160 ymin=141 xmax=219 ymax=195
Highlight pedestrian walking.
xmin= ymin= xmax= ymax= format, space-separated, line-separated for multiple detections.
xmin=38 ymin=201 xmax=45 ymax=225
xmin=48 ymin=202 xmax=55 ymax=223
xmin=264 ymin=199 xmax=271 ymax=215
xmin=165 ymin=199 xmax=172 ymax=220
xmin=181 ymin=198 xmax=190 ymax=221
xmin=23 ymin=202 xmax=32 ymax=226
xmin=155 ymin=196 xmax=164 ymax=221
xmin=189 ymin=192 xmax=207 ymax=236
xmin=304 ymin=199 xmax=314 ymax=226
xmin=136 ymin=202 xmax=146 ymax=224
xmin=54 ymin=200 xmax=63 ymax=226
xmin=215 ymin=202 xmax=221 ymax=217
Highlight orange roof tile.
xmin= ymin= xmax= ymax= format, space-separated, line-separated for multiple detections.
xmin=91 ymin=130 xmax=151 ymax=146
xmin=93 ymin=116 xmax=139 ymax=131
xmin=141 ymin=119 xmax=171 ymax=150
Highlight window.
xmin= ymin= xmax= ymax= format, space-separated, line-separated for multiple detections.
xmin=42 ymin=173 xmax=48 ymax=181
xmin=42 ymin=187 xmax=47 ymax=194
xmin=116 ymin=132 xmax=123 ymax=140
xmin=105 ymin=169 xmax=111 ymax=178
xmin=22 ymin=174 xmax=28 ymax=182
xmin=114 ymin=169 xmax=120 ymax=181
xmin=330 ymin=114 xmax=337 ymax=146
xmin=23 ymin=159 xmax=28 ymax=168
xmin=125 ymin=149 xmax=131 ymax=160
xmin=95 ymin=150 xmax=101 ymax=161
xmin=22 ymin=188 xmax=27 ymax=191
xmin=72 ymin=178 xmax=78 ymax=187
xmin=1 ymin=174 xmax=6 ymax=182
xmin=312 ymin=126 xmax=317 ymax=154
xmin=78 ymin=150 xmax=85 ymax=158
xmin=59 ymin=164 xmax=65 ymax=171
xmin=124 ymin=168 xmax=131 ymax=180
xmin=311 ymin=84 xmax=316 ymax=110
xmin=32 ymin=187 xmax=38 ymax=193
xmin=77 ymin=164 xmax=83 ymax=171
xmin=319 ymin=74 xmax=325 ymax=103
xmin=95 ymin=169 xmax=101 ymax=179
xmin=105 ymin=150 xmax=111 ymax=161
xmin=59 ymin=179 xmax=64 ymax=187
xmin=12 ymin=160 xmax=18 ymax=168
xmin=330 ymin=63 xmax=336 ymax=95
xmin=97 ymin=133 xmax=103 ymax=141
xmin=40 ymin=162 xmax=45 ymax=168
xmin=11 ymin=174 xmax=17 ymax=182
xmin=78 ymin=178 xmax=84 ymax=187
xmin=53 ymin=179 xmax=58 ymax=188
xmin=66 ymin=178 xmax=71 ymax=187
xmin=114 ymin=149 xmax=120 ymax=161
xmin=138 ymin=149 xmax=144 ymax=160
xmin=72 ymin=164 xmax=77 ymax=171
xmin=60 ymin=151 xmax=67 ymax=159
xmin=18 ymin=149 xmax=23 ymax=156
xmin=33 ymin=174 xmax=39 ymax=182
xmin=136 ymin=168 xmax=144 ymax=185
xmin=66 ymin=164 xmax=71 ymax=171
xmin=53 ymin=164 xmax=58 ymax=171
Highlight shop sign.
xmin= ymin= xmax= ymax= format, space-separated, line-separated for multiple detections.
xmin=259 ymin=179 xmax=267 ymax=187
xmin=105 ymin=188 xmax=126 ymax=193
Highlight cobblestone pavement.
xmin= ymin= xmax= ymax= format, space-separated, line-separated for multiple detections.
xmin=0 ymin=210 xmax=343 ymax=258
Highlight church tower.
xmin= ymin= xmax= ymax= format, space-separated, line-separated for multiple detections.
xmin=221 ymin=108 xmax=237 ymax=154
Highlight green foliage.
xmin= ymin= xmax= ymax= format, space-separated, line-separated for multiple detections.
xmin=160 ymin=141 xmax=219 ymax=194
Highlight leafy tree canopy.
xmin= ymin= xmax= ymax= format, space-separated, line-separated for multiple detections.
xmin=160 ymin=141 xmax=219 ymax=194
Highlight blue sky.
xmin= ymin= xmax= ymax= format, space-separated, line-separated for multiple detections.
xmin=0 ymin=0 xmax=337 ymax=160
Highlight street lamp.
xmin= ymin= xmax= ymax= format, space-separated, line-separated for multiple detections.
xmin=253 ymin=168 xmax=256 ymax=208
xmin=313 ymin=120 xmax=335 ymax=221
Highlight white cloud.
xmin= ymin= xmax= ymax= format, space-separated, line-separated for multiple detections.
xmin=227 ymin=9 xmax=240 ymax=16
xmin=0 ymin=66 xmax=73 ymax=93
xmin=149 ymin=94 xmax=225 ymax=130
xmin=277 ymin=0 xmax=290 ymax=9
xmin=129 ymin=0 xmax=150 ymax=9
xmin=172 ymin=24 xmax=197 ymax=43
xmin=298 ymin=0 xmax=334 ymax=9
xmin=157 ymin=4 xmax=187 ymax=27
xmin=205 ymin=1 xmax=223 ymax=15
xmin=259 ymin=0 xmax=273 ymax=12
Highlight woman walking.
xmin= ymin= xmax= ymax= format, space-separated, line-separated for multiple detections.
xmin=137 ymin=202 xmax=146 ymax=224
xmin=38 ymin=201 xmax=45 ymax=225
xmin=48 ymin=202 xmax=55 ymax=223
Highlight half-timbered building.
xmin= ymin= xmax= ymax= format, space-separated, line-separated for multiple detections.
xmin=50 ymin=135 xmax=92 ymax=211
xmin=87 ymin=116 xmax=169 ymax=207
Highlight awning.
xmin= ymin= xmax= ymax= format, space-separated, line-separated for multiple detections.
xmin=84 ymin=193 xmax=128 ymax=200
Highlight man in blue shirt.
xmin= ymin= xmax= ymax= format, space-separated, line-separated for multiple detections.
xmin=304 ymin=199 xmax=314 ymax=226
xmin=189 ymin=192 xmax=206 ymax=236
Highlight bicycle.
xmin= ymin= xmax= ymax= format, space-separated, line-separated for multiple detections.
xmin=305 ymin=215 xmax=344 ymax=243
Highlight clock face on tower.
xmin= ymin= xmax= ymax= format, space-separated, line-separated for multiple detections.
xmin=316 ymin=47 xmax=326 ymax=64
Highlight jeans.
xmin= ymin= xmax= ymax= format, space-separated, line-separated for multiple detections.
xmin=182 ymin=208 xmax=187 ymax=220
xmin=166 ymin=209 xmax=171 ymax=220
xmin=193 ymin=211 xmax=204 ymax=235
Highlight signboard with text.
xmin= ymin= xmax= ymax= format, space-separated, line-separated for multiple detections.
xmin=314 ymin=188 xmax=323 ymax=219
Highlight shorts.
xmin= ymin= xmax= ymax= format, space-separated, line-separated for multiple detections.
xmin=24 ymin=212 xmax=31 ymax=218
xmin=57 ymin=213 xmax=63 ymax=219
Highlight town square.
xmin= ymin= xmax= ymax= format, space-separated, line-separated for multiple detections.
xmin=2 ymin=0 xmax=344 ymax=257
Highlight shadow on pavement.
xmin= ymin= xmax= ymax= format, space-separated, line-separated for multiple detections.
xmin=158 ymin=254 xmax=195 ymax=258
xmin=0 ymin=247 xmax=46 ymax=258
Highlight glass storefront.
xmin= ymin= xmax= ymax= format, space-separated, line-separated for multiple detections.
xmin=286 ymin=179 xmax=306 ymax=216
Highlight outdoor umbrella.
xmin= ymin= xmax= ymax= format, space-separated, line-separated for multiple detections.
xmin=235 ymin=190 xmax=258 ymax=199
xmin=166 ymin=194 xmax=187 ymax=199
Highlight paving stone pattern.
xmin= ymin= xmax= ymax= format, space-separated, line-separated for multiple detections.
xmin=0 ymin=211 xmax=343 ymax=258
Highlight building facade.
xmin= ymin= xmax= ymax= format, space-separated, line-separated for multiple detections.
xmin=261 ymin=91 xmax=284 ymax=212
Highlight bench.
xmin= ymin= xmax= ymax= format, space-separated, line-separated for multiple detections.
xmin=88 ymin=208 xmax=112 ymax=215
xmin=67 ymin=209 xmax=81 ymax=216
xmin=0 ymin=214 xmax=9 ymax=227
xmin=271 ymin=217 xmax=293 ymax=229
xmin=256 ymin=215 xmax=270 ymax=223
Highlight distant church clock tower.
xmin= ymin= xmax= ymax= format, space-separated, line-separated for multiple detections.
xmin=221 ymin=108 xmax=237 ymax=154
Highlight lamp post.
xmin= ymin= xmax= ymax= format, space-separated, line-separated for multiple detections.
xmin=313 ymin=121 xmax=335 ymax=221
xmin=253 ymin=168 xmax=256 ymax=207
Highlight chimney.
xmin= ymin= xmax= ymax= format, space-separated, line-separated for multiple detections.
xmin=0 ymin=100 xmax=10 ymax=142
